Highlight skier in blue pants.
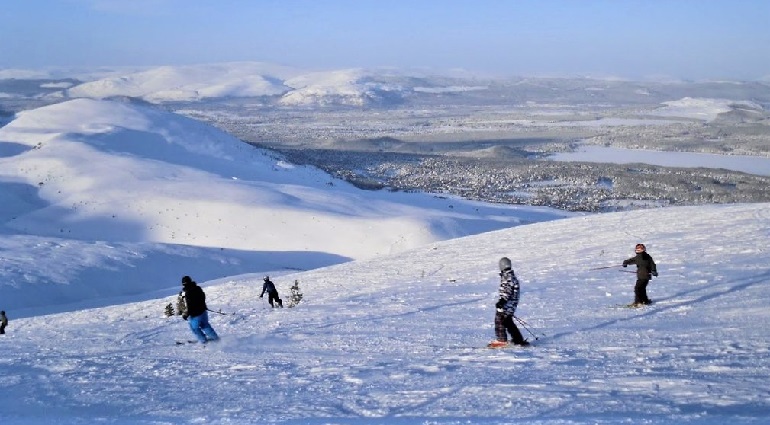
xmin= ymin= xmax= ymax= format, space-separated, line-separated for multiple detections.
xmin=178 ymin=275 xmax=219 ymax=343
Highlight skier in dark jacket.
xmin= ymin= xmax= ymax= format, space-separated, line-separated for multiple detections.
xmin=489 ymin=257 xmax=529 ymax=348
xmin=0 ymin=310 xmax=7 ymax=335
xmin=260 ymin=276 xmax=283 ymax=308
xmin=622 ymin=243 xmax=658 ymax=306
xmin=178 ymin=276 xmax=219 ymax=343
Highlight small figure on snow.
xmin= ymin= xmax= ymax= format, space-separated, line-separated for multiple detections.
xmin=260 ymin=276 xmax=283 ymax=308
xmin=622 ymin=243 xmax=658 ymax=307
xmin=0 ymin=310 xmax=7 ymax=335
xmin=178 ymin=275 xmax=219 ymax=343
xmin=489 ymin=257 xmax=529 ymax=348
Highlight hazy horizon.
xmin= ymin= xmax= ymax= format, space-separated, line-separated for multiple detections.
xmin=2 ymin=0 xmax=769 ymax=81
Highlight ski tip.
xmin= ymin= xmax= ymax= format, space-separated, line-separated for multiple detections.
xmin=486 ymin=341 xmax=532 ymax=349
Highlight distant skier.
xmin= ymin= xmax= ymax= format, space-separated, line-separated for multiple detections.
xmin=178 ymin=276 xmax=219 ymax=343
xmin=622 ymin=243 xmax=658 ymax=307
xmin=260 ymin=276 xmax=283 ymax=308
xmin=0 ymin=310 xmax=7 ymax=335
xmin=488 ymin=257 xmax=529 ymax=348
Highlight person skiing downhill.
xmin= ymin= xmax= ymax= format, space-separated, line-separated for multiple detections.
xmin=489 ymin=257 xmax=529 ymax=348
xmin=178 ymin=276 xmax=219 ymax=343
xmin=622 ymin=243 xmax=658 ymax=307
xmin=260 ymin=276 xmax=283 ymax=308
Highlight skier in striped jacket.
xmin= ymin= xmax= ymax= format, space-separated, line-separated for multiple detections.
xmin=489 ymin=257 xmax=529 ymax=348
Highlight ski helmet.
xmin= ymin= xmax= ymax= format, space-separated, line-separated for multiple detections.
xmin=635 ymin=243 xmax=646 ymax=253
xmin=264 ymin=275 xmax=270 ymax=281
xmin=181 ymin=275 xmax=192 ymax=284
xmin=499 ymin=257 xmax=512 ymax=271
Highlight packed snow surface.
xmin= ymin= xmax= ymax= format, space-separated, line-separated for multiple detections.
xmin=1 ymin=203 xmax=768 ymax=424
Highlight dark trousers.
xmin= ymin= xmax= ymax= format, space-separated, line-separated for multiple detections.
xmin=634 ymin=278 xmax=651 ymax=304
xmin=267 ymin=290 xmax=283 ymax=308
xmin=494 ymin=312 xmax=525 ymax=344
xmin=0 ymin=323 xmax=6 ymax=334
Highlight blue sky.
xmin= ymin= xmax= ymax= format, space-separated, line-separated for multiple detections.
xmin=1 ymin=0 xmax=768 ymax=80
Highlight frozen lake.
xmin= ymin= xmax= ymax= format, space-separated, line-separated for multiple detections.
xmin=550 ymin=145 xmax=770 ymax=176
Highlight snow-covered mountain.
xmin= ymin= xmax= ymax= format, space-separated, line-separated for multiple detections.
xmin=65 ymin=62 xmax=300 ymax=102
xmin=279 ymin=68 xmax=405 ymax=106
xmin=4 ymin=62 xmax=770 ymax=111
xmin=0 ymin=98 xmax=571 ymax=314
xmin=62 ymin=63 xmax=410 ymax=106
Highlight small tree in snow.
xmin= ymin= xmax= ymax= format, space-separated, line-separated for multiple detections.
xmin=287 ymin=280 xmax=303 ymax=308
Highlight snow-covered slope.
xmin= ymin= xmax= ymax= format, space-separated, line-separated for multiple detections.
xmin=0 ymin=98 xmax=571 ymax=313
xmin=65 ymin=62 xmax=300 ymax=102
xmin=653 ymin=97 xmax=765 ymax=122
xmin=62 ymin=63 xmax=408 ymax=106
xmin=279 ymin=68 xmax=403 ymax=106
xmin=2 ymin=202 xmax=768 ymax=424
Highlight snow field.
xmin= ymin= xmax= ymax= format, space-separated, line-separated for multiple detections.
xmin=2 ymin=203 xmax=768 ymax=424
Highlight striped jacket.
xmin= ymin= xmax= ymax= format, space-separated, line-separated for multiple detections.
xmin=498 ymin=268 xmax=520 ymax=316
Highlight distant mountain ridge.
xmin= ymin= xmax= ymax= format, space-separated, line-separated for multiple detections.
xmin=4 ymin=62 xmax=770 ymax=108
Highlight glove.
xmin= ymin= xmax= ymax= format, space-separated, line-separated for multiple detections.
xmin=495 ymin=299 xmax=505 ymax=309
xmin=652 ymin=272 xmax=658 ymax=277
xmin=622 ymin=263 xmax=628 ymax=268
xmin=182 ymin=314 xmax=188 ymax=321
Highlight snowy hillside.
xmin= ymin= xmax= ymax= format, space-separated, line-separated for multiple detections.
xmin=652 ymin=97 xmax=765 ymax=122
xmin=65 ymin=62 xmax=300 ymax=102
xmin=62 ymin=63 xmax=408 ymax=106
xmin=0 ymin=98 xmax=571 ymax=314
xmin=1 ymin=202 xmax=768 ymax=424
xmin=280 ymin=68 xmax=403 ymax=106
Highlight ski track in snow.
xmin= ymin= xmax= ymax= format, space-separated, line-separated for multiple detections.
xmin=1 ymin=203 xmax=769 ymax=424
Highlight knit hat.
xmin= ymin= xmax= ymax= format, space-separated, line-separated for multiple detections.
xmin=181 ymin=275 xmax=193 ymax=284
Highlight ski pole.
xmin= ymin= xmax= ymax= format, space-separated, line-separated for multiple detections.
xmin=589 ymin=265 xmax=623 ymax=270
xmin=207 ymin=308 xmax=229 ymax=315
xmin=516 ymin=319 xmax=539 ymax=341
xmin=514 ymin=315 xmax=535 ymax=329
xmin=513 ymin=315 xmax=543 ymax=340
xmin=514 ymin=315 xmax=546 ymax=338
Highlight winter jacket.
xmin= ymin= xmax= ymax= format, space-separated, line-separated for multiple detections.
xmin=261 ymin=279 xmax=278 ymax=297
xmin=0 ymin=312 xmax=7 ymax=327
xmin=498 ymin=268 xmax=520 ymax=316
xmin=179 ymin=281 xmax=208 ymax=318
xmin=623 ymin=252 xmax=657 ymax=279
